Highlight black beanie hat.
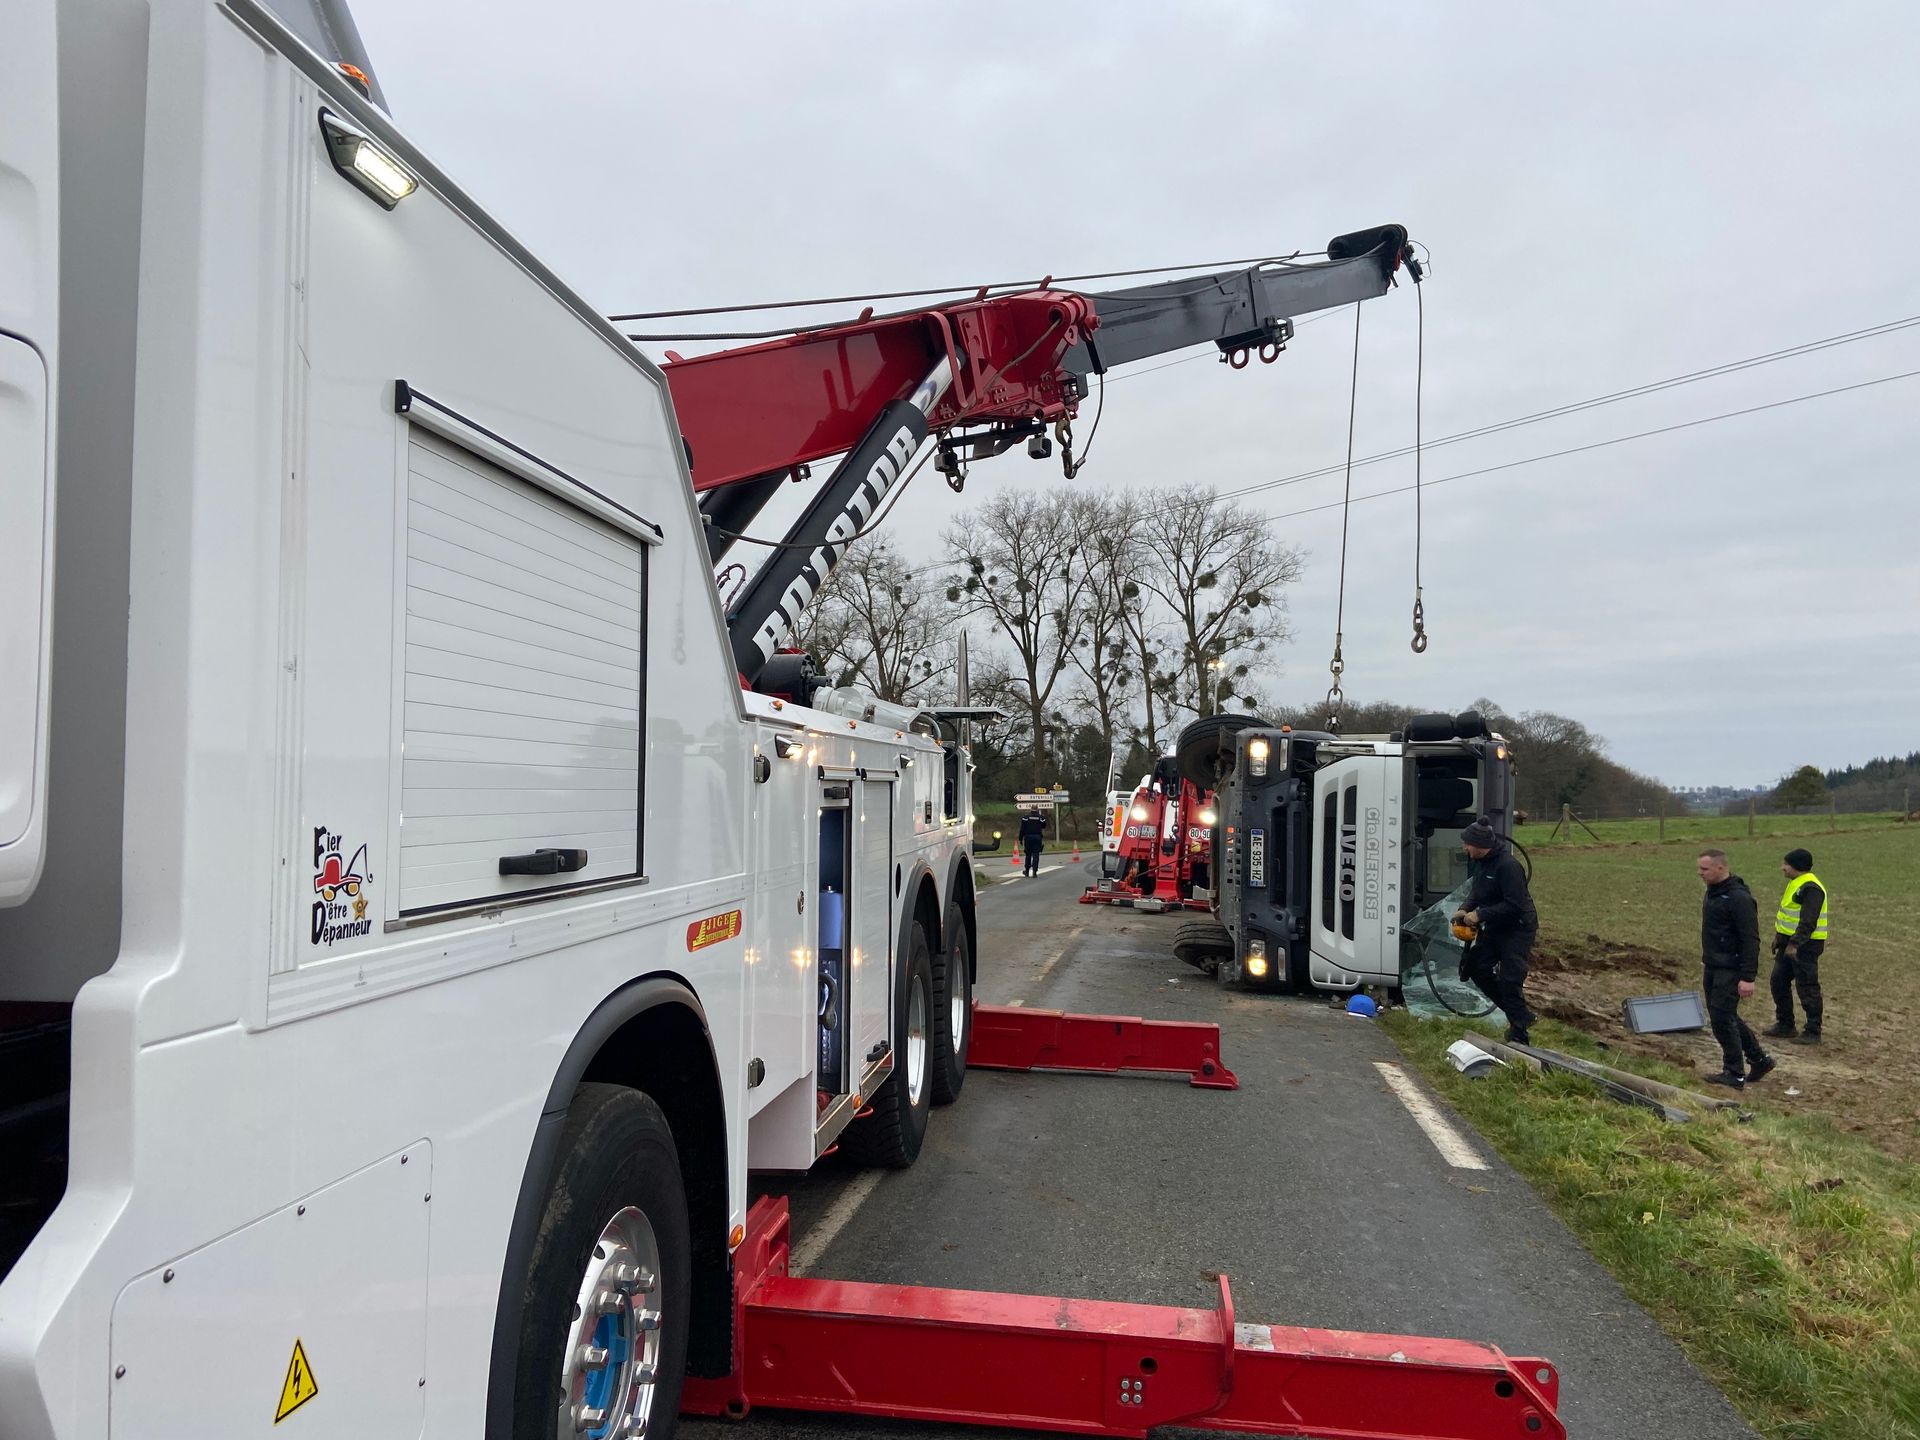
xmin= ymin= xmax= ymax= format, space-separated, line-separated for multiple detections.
xmin=1461 ymin=818 xmax=1497 ymax=848
xmin=1784 ymin=848 xmax=1813 ymax=872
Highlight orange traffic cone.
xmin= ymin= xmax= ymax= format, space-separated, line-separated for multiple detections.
xmin=1071 ymin=838 xmax=1082 ymax=861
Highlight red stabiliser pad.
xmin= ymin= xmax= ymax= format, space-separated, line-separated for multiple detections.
xmin=967 ymin=1003 xmax=1238 ymax=1090
xmin=684 ymin=1197 xmax=1564 ymax=1440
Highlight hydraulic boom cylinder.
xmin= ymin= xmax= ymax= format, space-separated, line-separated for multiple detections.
xmin=724 ymin=359 xmax=952 ymax=682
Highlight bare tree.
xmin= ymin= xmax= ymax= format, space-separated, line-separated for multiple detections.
xmin=1065 ymin=496 xmax=1143 ymax=755
xmin=786 ymin=557 xmax=862 ymax=686
xmin=834 ymin=540 xmax=956 ymax=703
xmin=1135 ymin=484 xmax=1304 ymax=723
xmin=1112 ymin=572 xmax=1175 ymax=753
xmin=944 ymin=490 xmax=1103 ymax=786
xmin=789 ymin=537 xmax=954 ymax=702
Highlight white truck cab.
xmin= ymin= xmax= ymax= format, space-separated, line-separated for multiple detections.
xmin=1179 ymin=713 xmax=1514 ymax=994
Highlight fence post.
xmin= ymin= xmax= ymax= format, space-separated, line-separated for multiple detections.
xmin=1829 ymin=796 xmax=1837 ymax=832
xmin=1748 ymin=796 xmax=1756 ymax=838
xmin=1659 ymin=796 xmax=1666 ymax=843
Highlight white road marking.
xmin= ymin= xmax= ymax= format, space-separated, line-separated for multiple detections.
xmin=790 ymin=858 xmax=1081 ymax=1273
xmin=1030 ymin=922 xmax=1087 ymax=991
xmin=1373 ymin=1061 xmax=1488 ymax=1170
xmin=992 ymin=863 xmax=1069 ymax=883
xmin=787 ymin=1168 xmax=884 ymax=1276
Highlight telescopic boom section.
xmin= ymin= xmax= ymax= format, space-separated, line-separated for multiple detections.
xmin=656 ymin=225 xmax=1413 ymax=686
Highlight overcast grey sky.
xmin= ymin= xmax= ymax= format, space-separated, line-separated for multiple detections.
xmin=354 ymin=1 xmax=1919 ymax=788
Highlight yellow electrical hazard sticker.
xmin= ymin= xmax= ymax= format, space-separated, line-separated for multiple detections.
xmin=274 ymin=1338 xmax=319 ymax=1423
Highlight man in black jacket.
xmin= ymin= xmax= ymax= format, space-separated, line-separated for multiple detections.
xmin=1455 ymin=817 xmax=1538 ymax=1044
xmin=1697 ymin=848 xmax=1775 ymax=1088
xmin=1017 ymin=808 xmax=1047 ymax=877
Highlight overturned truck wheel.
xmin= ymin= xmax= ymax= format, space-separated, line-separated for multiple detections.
xmin=1173 ymin=919 xmax=1233 ymax=976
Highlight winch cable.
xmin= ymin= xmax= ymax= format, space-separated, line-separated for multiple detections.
xmin=1409 ymin=275 xmax=1429 ymax=654
xmin=1324 ymin=302 xmax=1363 ymax=732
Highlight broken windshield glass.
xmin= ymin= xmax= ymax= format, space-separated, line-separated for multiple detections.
xmin=1401 ymin=879 xmax=1498 ymax=1018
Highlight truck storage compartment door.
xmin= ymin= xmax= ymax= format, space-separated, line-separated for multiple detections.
xmin=1308 ymin=757 xmax=1404 ymax=988
xmin=0 ymin=6 xmax=58 ymax=904
xmin=393 ymin=429 xmax=647 ymax=918
xmin=0 ymin=336 xmax=52 ymax=902
xmin=852 ymin=777 xmax=896 ymax=1077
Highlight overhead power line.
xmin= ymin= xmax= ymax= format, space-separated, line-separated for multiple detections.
xmin=1203 ymin=312 xmax=1920 ymax=510
xmin=1248 ymin=367 xmax=1920 ymax=525
xmin=608 ymin=250 xmax=1328 ymax=323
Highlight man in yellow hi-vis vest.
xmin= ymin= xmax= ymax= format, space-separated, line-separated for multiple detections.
xmin=1766 ymin=847 xmax=1829 ymax=1044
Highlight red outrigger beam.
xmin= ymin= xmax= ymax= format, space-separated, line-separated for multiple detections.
xmin=684 ymin=1197 xmax=1565 ymax=1440
xmin=1077 ymin=884 xmax=1209 ymax=913
xmin=968 ymin=1003 xmax=1237 ymax=1090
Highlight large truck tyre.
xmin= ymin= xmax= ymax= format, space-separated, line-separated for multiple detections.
xmin=842 ymin=922 xmax=935 ymax=1167
xmin=929 ymin=901 xmax=972 ymax=1105
xmin=1173 ymin=919 xmax=1229 ymax=976
xmin=510 ymin=1083 xmax=691 ymax=1440
xmin=1175 ymin=712 xmax=1267 ymax=791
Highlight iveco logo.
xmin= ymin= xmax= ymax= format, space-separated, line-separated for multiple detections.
xmin=1338 ymin=808 xmax=1383 ymax=920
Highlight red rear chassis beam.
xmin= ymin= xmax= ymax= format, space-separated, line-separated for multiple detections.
xmin=684 ymin=1197 xmax=1564 ymax=1440
xmin=967 ymin=1003 xmax=1238 ymax=1090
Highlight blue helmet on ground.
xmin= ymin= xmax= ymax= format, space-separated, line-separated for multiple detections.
xmin=1346 ymin=994 xmax=1379 ymax=1019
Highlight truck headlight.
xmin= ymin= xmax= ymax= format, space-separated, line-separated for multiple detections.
xmin=1248 ymin=737 xmax=1269 ymax=778
xmin=1199 ymin=808 xmax=1217 ymax=827
xmin=1130 ymin=804 xmax=1149 ymax=822
xmin=1245 ymin=937 xmax=1268 ymax=979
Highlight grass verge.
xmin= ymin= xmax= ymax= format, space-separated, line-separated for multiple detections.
xmin=1385 ymin=1012 xmax=1920 ymax=1440
xmin=1508 ymin=822 xmax=1920 ymax=1161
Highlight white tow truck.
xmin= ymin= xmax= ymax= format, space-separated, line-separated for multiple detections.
xmin=1 ymin=6 xmax=1566 ymax=1439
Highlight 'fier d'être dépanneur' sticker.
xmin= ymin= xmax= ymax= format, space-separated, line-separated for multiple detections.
xmin=311 ymin=825 xmax=373 ymax=947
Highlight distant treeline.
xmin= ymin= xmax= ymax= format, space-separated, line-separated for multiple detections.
xmin=1256 ymin=697 xmax=1682 ymax=823
xmin=969 ymin=696 xmax=1686 ymax=824
xmin=1821 ymin=751 xmax=1918 ymax=814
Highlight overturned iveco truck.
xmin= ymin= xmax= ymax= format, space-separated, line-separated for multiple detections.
xmin=1171 ymin=712 xmax=1515 ymax=995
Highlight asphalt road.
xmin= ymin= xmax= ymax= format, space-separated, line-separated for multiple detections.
xmin=685 ymin=860 xmax=1754 ymax=1440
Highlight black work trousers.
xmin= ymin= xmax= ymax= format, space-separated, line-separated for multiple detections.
xmin=1466 ymin=930 xmax=1537 ymax=1039
xmin=1770 ymin=938 xmax=1825 ymax=1034
xmin=1704 ymin=966 xmax=1767 ymax=1076
xmin=1022 ymin=840 xmax=1042 ymax=877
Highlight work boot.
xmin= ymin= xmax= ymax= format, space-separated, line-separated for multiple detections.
xmin=1505 ymin=1027 xmax=1531 ymax=1046
xmin=1746 ymin=1055 xmax=1777 ymax=1084
xmin=1763 ymin=1022 xmax=1797 ymax=1038
xmin=1790 ymin=1030 xmax=1822 ymax=1046
xmin=1703 ymin=1070 xmax=1746 ymax=1089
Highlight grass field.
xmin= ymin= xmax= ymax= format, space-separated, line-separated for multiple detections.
xmin=1522 ymin=810 xmax=1903 ymax=847
xmin=1492 ymin=818 xmax=1920 ymax=1162
xmin=1388 ymin=1014 xmax=1920 ymax=1440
